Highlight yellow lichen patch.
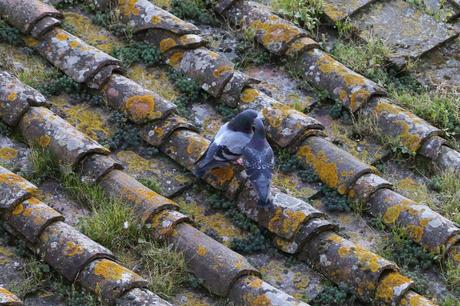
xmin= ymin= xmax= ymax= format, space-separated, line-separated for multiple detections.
xmin=159 ymin=38 xmax=177 ymax=53
xmin=11 ymin=203 xmax=24 ymax=216
xmin=126 ymin=65 xmax=178 ymax=101
xmin=350 ymin=88 xmax=370 ymax=111
xmin=297 ymin=146 xmax=339 ymax=188
xmin=317 ymin=53 xmax=366 ymax=88
xmin=62 ymin=12 xmax=122 ymax=53
xmin=248 ymin=277 xmax=263 ymax=289
xmin=125 ymin=95 xmax=162 ymax=121
xmin=240 ymin=88 xmax=259 ymax=103
xmin=323 ymin=3 xmax=347 ymax=21
xmin=354 ymin=245 xmax=382 ymax=273
xmin=37 ymin=135 xmax=51 ymax=148
xmin=119 ymin=0 xmax=141 ymax=16
xmin=212 ymin=65 xmax=233 ymax=78
xmin=23 ymin=36 xmax=40 ymax=47
xmin=0 ymin=147 xmax=17 ymax=160
xmin=64 ymin=241 xmax=84 ymax=257
xmin=209 ymin=165 xmax=234 ymax=185
xmin=406 ymin=225 xmax=423 ymax=242
xmin=52 ymin=98 xmax=111 ymax=141
xmin=250 ymin=20 xmax=301 ymax=48
xmin=376 ymin=272 xmax=411 ymax=303
xmin=272 ymin=173 xmax=316 ymax=199
xmin=151 ymin=15 xmax=161 ymax=24
xmin=197 ymin=245 xmax=208 ymax=256
xmin=6 ymin=92 xmax=17 ymax=101
xmin=383 ymin=205 xmax=401 ymax=224
xmin=55 ymin=32 xmax=69 ymax=41
xmin=250 ymin=293 xmax=272 ymax=306
xmin=94 ymin=259 xmax=131 ymax=280
xmin=69 ymin=40 xmax=79 ymax=49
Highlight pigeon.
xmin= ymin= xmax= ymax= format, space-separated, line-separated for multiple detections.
xmin=242 ymin=117 xmax=274 ymax=208
xmin=195 ymin=109 xmax=259 ymax=177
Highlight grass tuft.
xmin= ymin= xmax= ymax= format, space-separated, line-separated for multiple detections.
xmin=272 ymin=0 xmax=323 ymax=33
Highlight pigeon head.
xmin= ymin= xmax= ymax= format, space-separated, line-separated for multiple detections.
xmin=227 ymin=109 xmax=259 ymax=133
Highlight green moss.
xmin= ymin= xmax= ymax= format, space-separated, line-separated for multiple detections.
xmin=139 ymin=177 xmax=161 ymax=194
xmin=167 ymin=69 xmax=207 ymax=116
xmin=36 ymin=72 xmax=81 ymax=97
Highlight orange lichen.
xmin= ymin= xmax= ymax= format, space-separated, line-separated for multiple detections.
xmin=240 ymin=88 xmax=259 ymax=103
xmin=212 ymin=65 xmax=233 ymax=78
xmin=69 ymin=40 xmax=79 ymax=49
xmin=354 ymin=245 xmax=382 ymax=273
xmin=197 ymin=245 xmax=208 ymax=256
xmin=37 ymin=135 xmax=51 ymax=148
xmin=186 ymin=136 xmax=209 ymax=158
xmin=249 ymin=20 xmax=301 ymax=49
xmin=167 ymin=51 xmax=184 ymax=67
xmin=23 ymin=36 xmax=40 ymax=47
xmin=11 ymin=203 xmax=24 ymax=216
xmin=125 ymin=95 xmax=161 ymax=121
xmin=375 ymin=272 xmax=411 ymax=303
xmin=297 ymin=145 xmax=339 ymax=188
xmin=0 ymin=147 xmax=17 ymax=160
xmin=209 ymin=165 xmax=234 ymax=185
xmin=64 ymin=241 xmax=84 ymax=257
xmin=338 ymin=246 xmax=349 ymax=256
xmin=159 ymin=38 xmax=177 ymax=53
xmin=250 ymin=294 xmax=272 ymax=306
xmin=6 ymin=92 xmax=17 ymax=101
xmin=55 ymin=32 xmax=69 ymax=41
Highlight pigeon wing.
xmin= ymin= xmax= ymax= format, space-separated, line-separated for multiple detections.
xmin=242 ymin=145 xmax=274 ymax=203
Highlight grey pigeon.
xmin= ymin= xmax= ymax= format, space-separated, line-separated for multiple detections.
xmin=242 ymin=117 xmax=274 ymax=208
xmin=195 ymin=109 xmax=259 ymax=177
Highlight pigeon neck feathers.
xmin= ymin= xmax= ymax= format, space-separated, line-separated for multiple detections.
xmin=227 ymin=109 xmax=258 ymax=133
xmin=250 ymin=118 xmax=267 ymax=146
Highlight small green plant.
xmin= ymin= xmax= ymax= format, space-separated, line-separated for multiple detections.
xmin=311 ymin=282 xmax=357 ymax=305
xmin=112 ymin=42 xmax=162 ymax=67
xmin=171 ymin=0 xmax=218 ymax=25
xmin=36 ymin=71 xmax=81 ymax=97
xmin=167 ymin=69 xmax=207 ymax=116
xmin=377 ymin=227 xmax=437 ymax=270
xmin=215 ymin=104 xmax=239 ymax=121
xmin=276 ymin=148 xmax=319 ymax=183
xmin=272 ymin=0 xmax=323 ymax=33
xmin=429 ymin=170 xmax=460 ymax=224
xmin=320 ymin=186 xmax=351 ymax=212
xmin=10 ymin=257 xmax=51 ymax=297
xmin=329 ymin=102 xmax=347 ymax=119
xmin=27 ymin=148 xmax=61 ymax=185
xmin=235 ymin=29 xmax=272 ymax=69
xmin=445 ymin=261 xmax=460 ymax=295
xmin=139 ymin=241 xmax=188 ymax=298
xmin=104 ymin=111 xmax=143 ymax=150
xmin=0 ymin=19 xmax=22 ymax=46
xmin=335 ymin=19 xmax=354 ymax=38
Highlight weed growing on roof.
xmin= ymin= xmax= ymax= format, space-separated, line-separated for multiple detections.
xmin=27 ymin=148 xmax=60 ymax=185
xmin=311 ymin=282 xmax=357 ymax=305
xmin=36 ymin=70 xmax=81 ymax=97
xmin=377 ymin=227 xmax=437 ymax=270
xmin=0 ymin=19 xmax=22 ymax=46
xmin=272 ymin=0 xmax=323 ymax=33
xmin=331 ymin=38 xmax=460 ymax=134
xmin=215 ymin=104 xmax=239 ymax=121
xmin=112 ymin=42 xmax=162 ymax=67
xmin=320 ymin=186 xmax=351 ymax=212
xmin=234 ymin=29 xmax=272 ymax=69
xmin=429 ymin=170 xmax=460 ymax=224
xmin=138 ymin=241 xmax=188 ymax=298
xmin=167 ymin=69 xmax=207 ymax=116
xmin=9 ymin=257 xmax=51 ymax=298
xmin=171 ymin=0 xmax=219 ymax=25
xmin=0 ymin=122 xmax=11 ymax=136
xmin=104 ymin=111 xmax=143 ymax=150
xmin=445 ymin=260 xmax=460 ymax=296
